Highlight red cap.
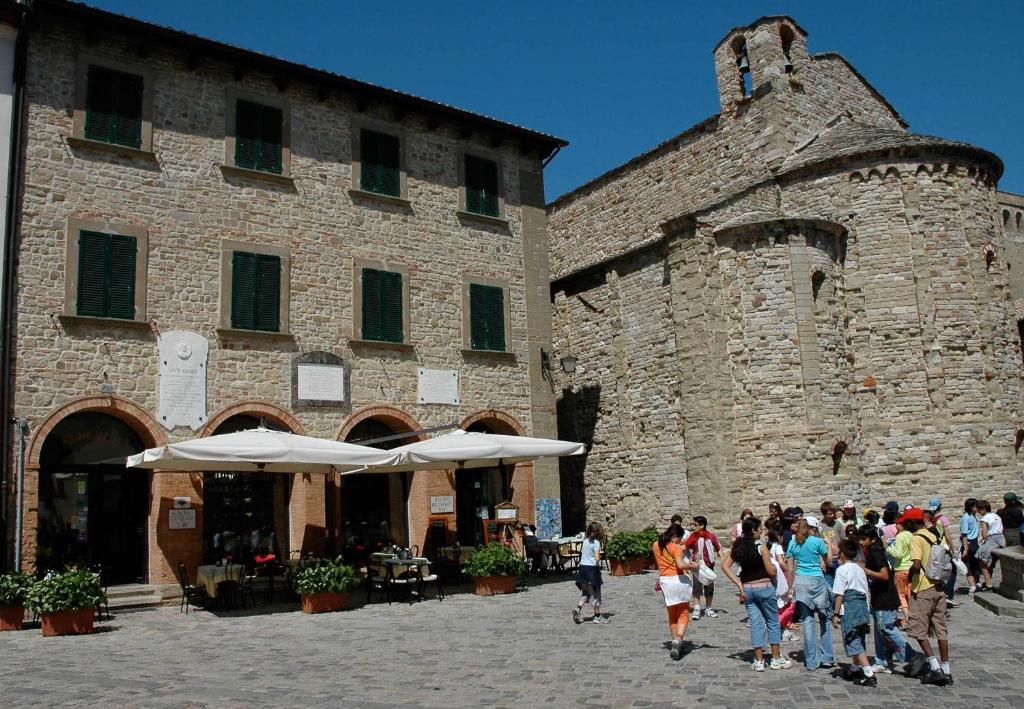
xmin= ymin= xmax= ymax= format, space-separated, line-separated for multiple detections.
xmin=896 ymin=507 xmax=924 ymax=524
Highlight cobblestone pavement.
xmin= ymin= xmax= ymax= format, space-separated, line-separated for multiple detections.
xmin=2 ymin=572 xmax=1022 ymax=708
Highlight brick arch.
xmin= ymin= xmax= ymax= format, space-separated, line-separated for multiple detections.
xmin=460 ymin=409 xmax=527 ymax=436
xmin=27 ymin=395 xmax=168 ymax=471
xmin=200 ymin=401 xmax=305 ymax=437
xmin=337 ymin=405 xmax=425 ymax=442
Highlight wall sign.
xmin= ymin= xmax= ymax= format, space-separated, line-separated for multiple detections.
xmin=168 ymin=508 xmax=196 ymax=530
xmin=158 ymin=331 xmax=208 ymax=431
xmin=418 ymin=368 xmax=459 ymax=405
xmin=293 ymin=351 xmax=348 ymax=408
xmin=430 ymin=495 xmax=454 ymax=514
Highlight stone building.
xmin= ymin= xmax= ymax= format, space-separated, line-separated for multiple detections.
xmin=548 ymin=16 xmax=1024 ymax=534
xmin=1 ymin=0 xmax=566 ymax=584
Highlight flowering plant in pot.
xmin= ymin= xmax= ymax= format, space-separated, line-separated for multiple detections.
xmin=0 ymin=571 xmax=35 ymax=631
xmin=464 ymin=543 xmax=526 ymax=596
xmin=25 ymin=569 xmax=106 ymax=636
xmin=604 ymin=531 xmax=651 ymax=576
xmin=293 ymin=558 xmax=359 ymax=613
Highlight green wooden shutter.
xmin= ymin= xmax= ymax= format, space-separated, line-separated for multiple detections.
xmin=465 ymin=155 xmax=499 ymax=216
xmin=361 ymin=268 xmax=382 ymax=340
xmin=254 ymin=254 xmax=281 ymax=331
xmin=361 ymin=130 xmax=400 ymax=196
xmin=258 ymin=104 xmax=283 ymax=174
xmin=231 ymin=251 xmax=257 ymax=330
xmin=84 ymin=66 xmax=116 ymax=144
xmin=235 ymin=101 xmax=260 ymax=171
xmin=465 ymin=155 xmax=482 ymax=214
xmin=113 ymin=73 xmax=143 ymax=149
xmin=107 ymin=235 xmax=137 ymax=319
xmin=380 ymin=271 xmax=403 ymax=343
xmin=76 ymin=231 xmax=109 ymax=317
xmin=470 ymin=284 xmax=505 ymax=351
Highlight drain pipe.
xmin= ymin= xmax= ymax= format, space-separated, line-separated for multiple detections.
xmin=12 ymin=416 xmax=25 ymax=570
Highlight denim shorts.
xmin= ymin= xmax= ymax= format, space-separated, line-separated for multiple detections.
xmin=843 ymin=624 xmax=868 ymax=656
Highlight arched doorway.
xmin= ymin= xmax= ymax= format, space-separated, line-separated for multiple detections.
xmin=455 ymin=419 xmax=516 ymax=547
xmin=37 ymin=412 xmax=149 ymax=583
xmin=337 ymin=416 xmax=414 ymax=557
xmin=202 ymin=415 xmax=290 ymax=564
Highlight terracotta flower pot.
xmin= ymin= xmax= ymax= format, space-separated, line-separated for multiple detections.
xmin=300 ymin=592 xmax=348 ymax=614
xmin=610 ymin=558 xmax=647 ymax=576
xmin=40 ymin=608 xmax=94 ymax=637
xmin=473 ymin=575 xmax=517 ymax=596
xmin=0 ymin=604 xmax=25 ymax=631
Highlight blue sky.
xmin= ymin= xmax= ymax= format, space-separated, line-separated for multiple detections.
xmin=84 ymin=0 xmax=1024 ymax=202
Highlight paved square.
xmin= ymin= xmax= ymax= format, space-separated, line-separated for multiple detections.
xmin=2 ymin=573 xmax=1021 ymax=708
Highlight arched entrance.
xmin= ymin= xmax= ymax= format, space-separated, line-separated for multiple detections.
xmin=455 ymin=412 xmax=525 ymax=547
xmin=37 ymin=412 xmax=149 ymax=583
xmin=202 ymin=414 xmax=291 ymax=564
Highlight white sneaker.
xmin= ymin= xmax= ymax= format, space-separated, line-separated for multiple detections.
xmin=705 ymin=608 xmax=719 ymax=618
xmin=691 ymin=608 xmax=701 ymax=621
xmin=752 ymin=659 xmax=766 ymax=672
xmin=781 ymin=629 xmax=799 ymax=642
xmin=769 ymin=657 xmax=793 ymax=670
xmin=870 ymin=663 xmax=892 ymax=674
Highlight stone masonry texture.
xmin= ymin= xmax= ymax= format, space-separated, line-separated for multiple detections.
xmin=548 ymin=16 xmax=1024 ymax=534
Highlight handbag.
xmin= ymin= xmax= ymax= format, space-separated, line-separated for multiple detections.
xmin=696 ymin=537 xmax=717 ymax=585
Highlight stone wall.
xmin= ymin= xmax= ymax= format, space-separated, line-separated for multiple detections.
xmin=550 ymin=16 xmax=1024 ymax=535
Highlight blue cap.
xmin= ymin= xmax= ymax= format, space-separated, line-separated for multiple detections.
xmin=929 ymin=496 xmax=941 ymax=510
xmin=884 ymin=500 xmax=899 ymax=512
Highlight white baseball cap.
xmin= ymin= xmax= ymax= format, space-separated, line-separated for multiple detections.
xmin=842 ymin=499 xmax=855 ymax=510
xmin=804 ymin=515 xmax=820 ymax=529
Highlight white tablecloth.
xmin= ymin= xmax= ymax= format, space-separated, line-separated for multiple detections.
xmin=195 ymin=564 xmax=244 ymax=598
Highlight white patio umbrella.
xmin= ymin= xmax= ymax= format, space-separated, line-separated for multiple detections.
xmin=126 ymin=427 xmax=401 ymax=474
xmin=342 ymin=428 xmax=587 ymax=474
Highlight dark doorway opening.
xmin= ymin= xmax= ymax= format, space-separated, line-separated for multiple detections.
xmin=454 ymin=421 xmax=505 ymax=547
xmin=38 ymin=412 xmax=148 ymax=584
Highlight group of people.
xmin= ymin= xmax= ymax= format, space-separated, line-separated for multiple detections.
xmin=569 ymin=490 xmax=1023 ymax=688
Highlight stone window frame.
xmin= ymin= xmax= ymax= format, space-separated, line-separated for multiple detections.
xmin=350 ymin=257 xmax=412 ymax=349
xmin=461 ymin=274 xmax=512 ymax=354
xmin=457 ymin=146 xmax=507 ymax=225
xmin=349 ymin=117 xmax=410 ymax=206
xmin=221 ymin=87 xmax=293 ymax=182
xmin=71 ymin=53 xmax=155 ymax=157
xmin=217 ymin=238 xmax=291 ymax=336
xmin=62 ymin=216 xmax=149 ymax=325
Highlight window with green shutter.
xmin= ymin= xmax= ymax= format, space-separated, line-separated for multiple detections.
xmin=235 ymin=100 xmax=283 ymax=174
xmin=76 ymin=230 xmax=137 ymax=319
xmin=84 ymin=65 xmax=143 ymax=149
xmin=465 ymin=155 xmax=499 ymax=217
xmin=360 ymin=129 xmax=401 ymax=197
xmin=469 ymin=283 xmax=505 ymax=351
xmin=231 ymin=251 xmax=281 ymax=331
xmin=361 ymin=268 xmax=404 ymax=343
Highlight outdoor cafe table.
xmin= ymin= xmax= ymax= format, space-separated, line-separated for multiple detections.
xmin=383 ymin=557 xmax=431 ymax=600
xmin=537 ymin=537 xmax=580 ymax=570
xmin=195 ymin=563 xmax=245 ymax=598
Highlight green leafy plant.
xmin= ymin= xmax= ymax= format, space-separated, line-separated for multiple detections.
xmin=293 ymin=558 xmax=359 ymax=595
xmin=637 ymin=528 xmax=659 ymax=550
xmin=604 ymin=531 xmax=653 ymax=561
xmin=0 ymin=571 xmax=35 ymax=606
xmin=463 ymin=542 xmax=526 ymax=578
xmin=25 ymin=569 xmax=105 ymax=614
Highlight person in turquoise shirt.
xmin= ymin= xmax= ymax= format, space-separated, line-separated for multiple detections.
xmin=785 ymin=516 xmax=834 ymax=670
xmin=959 ymin=498 xmax=980 ymax=595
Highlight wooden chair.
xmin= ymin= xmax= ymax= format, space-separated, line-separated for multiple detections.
xmin=176 ymin=562 xmax=208 ymax=614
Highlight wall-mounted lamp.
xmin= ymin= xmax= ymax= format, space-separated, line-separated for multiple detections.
xmin=559 ymin=354 xmax=578 ymax=374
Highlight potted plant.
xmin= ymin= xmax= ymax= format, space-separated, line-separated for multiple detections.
xmin=464 ymin=543 xmax=526 ymax=596
xmin=605 ymin=531 xmax=650 ymax=576
xmin=294 ymin=558 xmax=359 ymax=613
xmin=0 ymin=571 xmax=34 ymax=631
xmin=637 ymin=528 xmax=660 ymax=570
xmin=25 ymin=569 xmax=106 ymax=636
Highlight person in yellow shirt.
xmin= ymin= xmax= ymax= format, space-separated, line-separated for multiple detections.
xmin=900 ymin=508 xmax=951 ymax=687
xmin=887 ymin=521 xmax=914 ymax=628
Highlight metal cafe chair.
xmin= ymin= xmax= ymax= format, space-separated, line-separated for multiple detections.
xmin=416 ymin=560 xmax=444 ymax=601
xmin=366 ymin=560 xmax=393 ymax=605
xmin=91 ymin=564 xmax=110 ymax=620
xmin=176 ymin=562 xmax=208 ymax=614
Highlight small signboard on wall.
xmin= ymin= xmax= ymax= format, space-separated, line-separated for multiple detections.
xmin=168 ymin=509 xmax=196 ymax=530
xmin=417 ymin=368 xmax=459 ymax=405
xmin=430 ymin=495 xmax=454 ymax=514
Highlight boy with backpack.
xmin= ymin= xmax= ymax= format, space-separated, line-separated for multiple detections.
xmin=899 ymin=507 xmax=953 ymax=687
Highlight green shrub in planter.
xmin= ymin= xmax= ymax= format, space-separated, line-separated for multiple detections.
xmin=604 ymin=531 xmax=651 ymax=561
xmin=25 ymin=569 xmax=105 ymax=614
xmin=0 ymin=571 xmax=34 ymax=606
xmin=637 ymin=528 xmax=659 ymax=550
xmin=463 ymin=543 xmax=526 ymax=578
xmin=293 ymin=558 xmax=360 ymax=595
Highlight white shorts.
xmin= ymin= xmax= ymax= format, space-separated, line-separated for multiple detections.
xmin=660 ymin=574 xmax=693 ymax=607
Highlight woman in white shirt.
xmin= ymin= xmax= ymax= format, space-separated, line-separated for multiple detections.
xmin=977 ymin=500 xmax=1005 ymax=591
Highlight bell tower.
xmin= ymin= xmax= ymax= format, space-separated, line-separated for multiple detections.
xmin=713 ymin=16 xmax=808 ymax=114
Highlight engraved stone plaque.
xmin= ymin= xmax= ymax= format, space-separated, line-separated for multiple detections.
xmin=292 ymin=351 xmax=348 ymax=408
xmin=158 ymin=331 xmax=208 ymax=431
xmin=417 ymin=368 xmax=459 ymax=405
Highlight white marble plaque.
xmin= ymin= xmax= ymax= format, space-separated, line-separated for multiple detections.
xmin=158 ymin=331 xmax=208 ymax=431
xmin=417 ymin=368 xmax=459 ymax=405
xmin=297 ymin=364 xmax=346 ymax=403
xmin=430 ymin=495 xmax=454 ymax=514
xmin=168 ymin=508 xmax=196 ymax=530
